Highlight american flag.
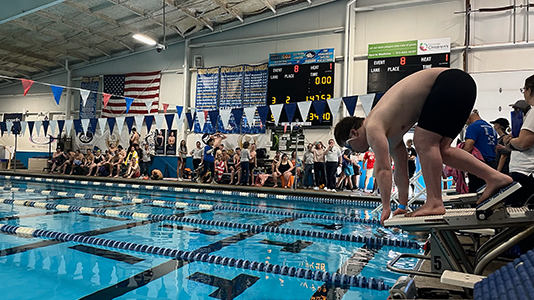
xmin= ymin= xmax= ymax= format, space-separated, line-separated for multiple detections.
xmin=102 ymin=71 xmax=161 ymax=117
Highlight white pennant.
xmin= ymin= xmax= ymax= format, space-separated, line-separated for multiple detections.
xmin=80 ymin=89 xmax=91 ymax=107
xmin=20 ymin=121 xmax=27 ymax=136
xmin=219 ymin=108 xmax=232 ymax=129
xmin=270 ymin=104 xmax=284 ymax=127
xmin=144 ymin=101 xmax=153 ymax=112
xmin=5 ymin=121 xmax=12 ymax=136
xmin=154 ymin=114 xmax=164 ymax=131
xmin=98 ymin=118 xmax=107 ymax=134
xmin=176 ymin=113 xmax=184 ymax=131
xmin=116 ymin=117 xmax=125 ymax=134
xmin=65 ymin=120 xmax=73 ymax=136
xmin=360 ymin=93 xmax=376 ymax=117
xmin=81 ymin=119 xmax=90 ymax=135
xmin=197 ymin=110 xmax=206 ymax=131
xmin=327 ymin=97 xmax=343 ymax=122
xmin=297 ymin=101 xmax=312 ymax=121
xmin=49 ymin=120 xmax=57 ymax=136
xmin=134 ymin=116 xmax=144 ymax=132
xmin=244 ymin=107 xmax=256 ymax=127
xmin=34 ymin=120 xmax=42 ymax=137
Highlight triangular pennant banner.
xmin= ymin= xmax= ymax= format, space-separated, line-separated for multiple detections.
xmin=270 ymin=104 xmax=284 ymax=126
xmin=64 ymin=120 xmax=73 ymax=136
xmin=0 ymin=122 xmax=6 ymax=136
xmin=144 ymin=101 xmax=153 ymax=113
xmin=244 ymin=107 xmax=256 ymax=127
xmin=162 ymin=103 xmax=169 ymax=114
xmin=42 ymin=120 xmax=49 ymax=136
xmin=125 ymin=97 xmax=135 ymax=114
xmin=81 ymin=119 xmax=90 ymax=135
xmin=134 ymin=116 xmax=144 ymax=132
xmin=144 ymin=115 xmax=154 ymax=132
xmin=312 ymin=100 xmax=326 ymax=123
xmin=125 ymin=117 xmax=134 ymax=134
xmin=197 ymin=110 xmax=207 ymax=131
xmin=89 ymin=118 xmax=98 ymax=134
xmin=208 ymin=110 xmax=219 ymax=129
xmin=231 ymin=108 xmax=243 ymax=129
xmin=80 ymin=89 xmax=91 ymax=107
xmin=13 ymin=121 xmax=21 ymax=135
xmin=21 ymin=79 xmax=34 ymax=96
xmin=176 ymin=106 xmax=183 ymax=119
xmin=219 ymin=108 xmax=232 ymax=129
xmin=34 ymin=120 xmax=42 ymax=137
xmin=20 ymin=121 xmax=27 ymax=136
xmin=165 ymin=114 xmax=175 ymax=131
xmin=297 ymin=101 xmax=312 ymax=121
xmin=176 ymin=113 xmax=184 ymax=131
xmin=360 ymin=93 xmax=376 ymax=117
xmin=50 ymin=120 xmax=57 ymax=136
xmin=51 ymin=85 xmax=64 ymax=105
xmin=327 ymin=97 xmax=342 ymax=122
xmin=257 ymin=106 xmax=269 ymax=125
xmin=103 ymin=93 xmax=111 ymax=109
xmin=5 ymin=121 xmax=12 ymax=136
xmin=285 ymin=103 xmax=297 ymax=123
xmin=57 ymin=120 xmax=65 ymax=135
xmin=116 ymin=117 xmax=125 ymax=134
xmin=342 ymin=96 xmax=358 ymax=116
xmin=154 ymin=114 xmax=164 ymax=131
xmin=73 ymin=119 xmax=82 ymax=134
xmin=107 ymin=118 xmax=116 ymax=134
xmin=98 ymin=118 xmax=107 ymax=134
xmin=185 ymin=112 xmax=194 ymax=130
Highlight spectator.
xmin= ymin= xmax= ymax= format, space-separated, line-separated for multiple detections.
xmin=190 ymin=141 xmax=203 ymax=180
xmin=249 ymin=143 xmax=257 ymax=186
xmin=140 ymin=143 xmax=154 ymax=176
xmin=302 ymin=144 xmax=315 ymax=189
xmin=177 ymin=140 xmax=187 ymax=181
xmin=49 ymin=148 xmax=66 ymax=173
xmin=130 ymin=128 xmax=139 ymax=147
xmin=271 ymin=151 xmax=281 ymax=187
xmin=406 ymin=139 xmax=418 ymax=195
xmin=124 ymin=145 xmax=139 ymax=178
xmin=336 ymin=149 xmax=355 ymax=191
xmin=363 ymin=150 xmax=376 ymax=192
xmin=229 ymin=147 xmax=241 ymax=185
xmin=311 ymin=141 xmax=326 ymax=190
xmin=291 ymin=151 xmax=303 ymax=184
xmin=325 ymin=139 xmax=342 ymax=192
xmin=465 ymin=110 xmax=498 ymax=192
xmin=87 ymin=150 xmax=103 ymax=176
xmin=277 ymin=153 xmax=294 ymax=188
xmin=199 ymin=132 xmax=225 ymax=183
xmin=240 ymin=141 xmax=251 ymax=185
xmin=490 ymin=118 xmax=511 ymax=175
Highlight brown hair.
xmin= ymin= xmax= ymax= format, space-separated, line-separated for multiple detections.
xmin=525 ymin=74 xmax=534 ymax=91
xmin=334 ymin=116 xmax=365 ymax=146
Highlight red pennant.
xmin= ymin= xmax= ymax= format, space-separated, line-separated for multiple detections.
xmin=162 ymin=103 xmax=169 ymax=114
xmin=21 ymin=79 xmax=34 ymax=96
xmin=103 ymin=93 xmax=111 ymax=109
xmin=204 ymin=110 xmax=209 ymax=120
xmin=284 ymin=124 xmax=287 ymax=133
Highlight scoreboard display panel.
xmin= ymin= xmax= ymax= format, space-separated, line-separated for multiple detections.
xmin=367 ymin=53 xmax=450 ymax=93
xmin=267 ymin=49 xmax=335 ymax=126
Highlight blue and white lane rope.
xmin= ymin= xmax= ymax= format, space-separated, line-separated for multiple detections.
xmin=0 ymin=186 xmax=380 ymax=225
xmin=0 ymin=175 xmax=404 ymax=209
xmin=0 ymin=223 xmax=390 ymax=290
xmin=0 ymin=199 xmax=420 ymax=249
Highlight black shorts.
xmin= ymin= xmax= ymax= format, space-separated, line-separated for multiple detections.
xmin=417 ymin=69 xmax=477 ymax=139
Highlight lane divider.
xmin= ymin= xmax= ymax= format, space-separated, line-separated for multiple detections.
xmin=0 ymin=199 xmax=419 ymax=249
xmin=0 ymin=223 xmax=390 ymax=291
xmin=1 ymin=187 xmax=380 ymax=224
xmin=1 ymin=175 xmax=402 ymax=209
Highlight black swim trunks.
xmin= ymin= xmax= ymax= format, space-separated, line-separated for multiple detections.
xmin=417 ymin=69 xmax=477 ymax=139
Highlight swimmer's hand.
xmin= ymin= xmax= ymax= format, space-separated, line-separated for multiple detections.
xmin=380 ymin=206 xmax=391 ymax=226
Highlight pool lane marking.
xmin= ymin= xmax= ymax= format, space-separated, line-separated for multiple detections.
xmin=0 ymin=199 xmax=419 ymax=249
xmin=1 ymin=186 xmax=379 ymax=225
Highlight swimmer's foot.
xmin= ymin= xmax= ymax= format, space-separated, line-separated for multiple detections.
xmin=404 ymin=203 xmax=446 ymax=218
xmin=477 ymin=175 xmax=513 ymax=205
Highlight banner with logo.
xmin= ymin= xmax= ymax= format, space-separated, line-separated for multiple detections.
xmin=79 ymin=76 xmax=99 ymax=119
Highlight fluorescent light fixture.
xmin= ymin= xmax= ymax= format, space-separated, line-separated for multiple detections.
xmin=133 ymin=34 xmax=157 ymax=45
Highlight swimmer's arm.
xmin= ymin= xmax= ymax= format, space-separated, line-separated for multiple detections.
xmin=463 ymin=139 xmax=475 ymax=153
xmin=390 ymin=142 xmax=410 ymax=206
xmin=367 ymin=131 xmax=392 ymax=209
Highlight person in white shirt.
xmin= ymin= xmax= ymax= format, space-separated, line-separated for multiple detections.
xmin=325 ymin=139 xmax=342 ymax=192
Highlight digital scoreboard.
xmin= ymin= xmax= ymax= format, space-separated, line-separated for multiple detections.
xmin=267 ymin=49 xmax=335 ymax=126
xmin=367 ymin=38 xmax=450 ymax=94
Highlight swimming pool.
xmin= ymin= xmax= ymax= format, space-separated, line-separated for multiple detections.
xmin=0 ymin=175 xmax=422 ymax=300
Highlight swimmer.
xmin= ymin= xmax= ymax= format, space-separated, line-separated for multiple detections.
xmin=335 ymin=68 xmax=513 ymax=225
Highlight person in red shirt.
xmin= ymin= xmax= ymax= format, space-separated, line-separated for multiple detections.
xmin=363 ymin=150 xmax=375 ymax=192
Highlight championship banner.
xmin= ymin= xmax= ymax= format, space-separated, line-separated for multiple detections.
xmin=218 ymin=65 xmax=244 ymax=134
xmin=242 ymin=63 xmax=268 ymax=134
xmin=195 ymin=67 xmax=219 ymax=133
xmin=80 ymin=76 xmax=99 ymax=119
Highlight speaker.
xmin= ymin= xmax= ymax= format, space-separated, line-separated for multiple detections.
xmin=193 ymin=55 xmax=203 ymax=68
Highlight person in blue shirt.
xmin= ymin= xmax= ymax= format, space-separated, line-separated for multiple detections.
xmin=198 ymin=132 xmax=226 ymax=183
xmin=464 ymin=110 xmax=498 ymax=192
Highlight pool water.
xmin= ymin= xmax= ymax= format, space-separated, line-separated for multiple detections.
xmin=0 ymin=177 xmax=422 ymax=300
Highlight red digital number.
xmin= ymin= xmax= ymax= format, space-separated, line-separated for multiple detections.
xmin=294 ymin=65 xmax=299 ymax=73
xmin=400 ymin=57 xmax=406 ymax=66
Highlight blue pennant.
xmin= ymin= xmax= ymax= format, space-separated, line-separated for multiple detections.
xmin=165 ymin=114 xmax=175 ymax=132
xmin=125 ymin=117 xmax=135 ymax=134
xmin=145 ymin=115 xmax=154 ymax=133
xmin=208 ymin=110 xmax=219 ymax=130
xmin=284 ymin=103 xmax=297 ymax=123
xmin=107 ymin=118 xmax=116 ymax=134
xmin=313 ymin=100 xmax=327 ymax=123
xmin=343 ymin=96 xmax=358 ymax=116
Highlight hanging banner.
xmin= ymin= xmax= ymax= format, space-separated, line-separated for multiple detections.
xmin=360 ymin=93 xmax=376 ymax=117
xmin=343 ymin=96 xmax=358 ymax=116
xmin=327 ymin=97 xmax=342 ymax=122
xmin=154 ymin=114 xmax=164 ymax=131
xmin=297 ymin=101 xmax=312 ymax=121
xmin=145 ymin=115 xmax=154 ymax=133
xmin=134 ymin=116 xmax=144 ymax=132
xmin=80 ymin=76 xmax=99 ymax=119
xmin=50 ymin=120 xmax=57 ymax=136
xmin=98 ymin=118 xmax=107 ymax=134
xmin=195 ymin=67 xmax=219 ymax=133
xmin=218 ymin=65 xmax=244 ymax=134
xmin=219 ymin=108 xmax=232 ymax=129
xmin=51 ymin=85 xmax=64 ymax=105
xmin=243 ymin=107 xmax=256 ymax=127
xmin=270 ymin=104 xmax=283 ymax=127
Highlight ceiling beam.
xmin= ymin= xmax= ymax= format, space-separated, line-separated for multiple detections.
xmin=106 ymin=0 xmax=185 ymax=38
xmin=212 ymin=0 xmax=244 ymax=23
xmin=260 ymin=0 xmax=277 ymax=14
xmin=0 ymin=42 xmax=61 ymax=67
xmin=0 ymin=0 xmax=66 ymax=26
xmin=165 ymin=0 xmax=214 ymax=31
xmin=6 ymin=34 xmax=92 ymax=63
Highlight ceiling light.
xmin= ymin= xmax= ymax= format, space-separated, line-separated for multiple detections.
xmin=133 ymin=34 xmax=157 ymax=45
